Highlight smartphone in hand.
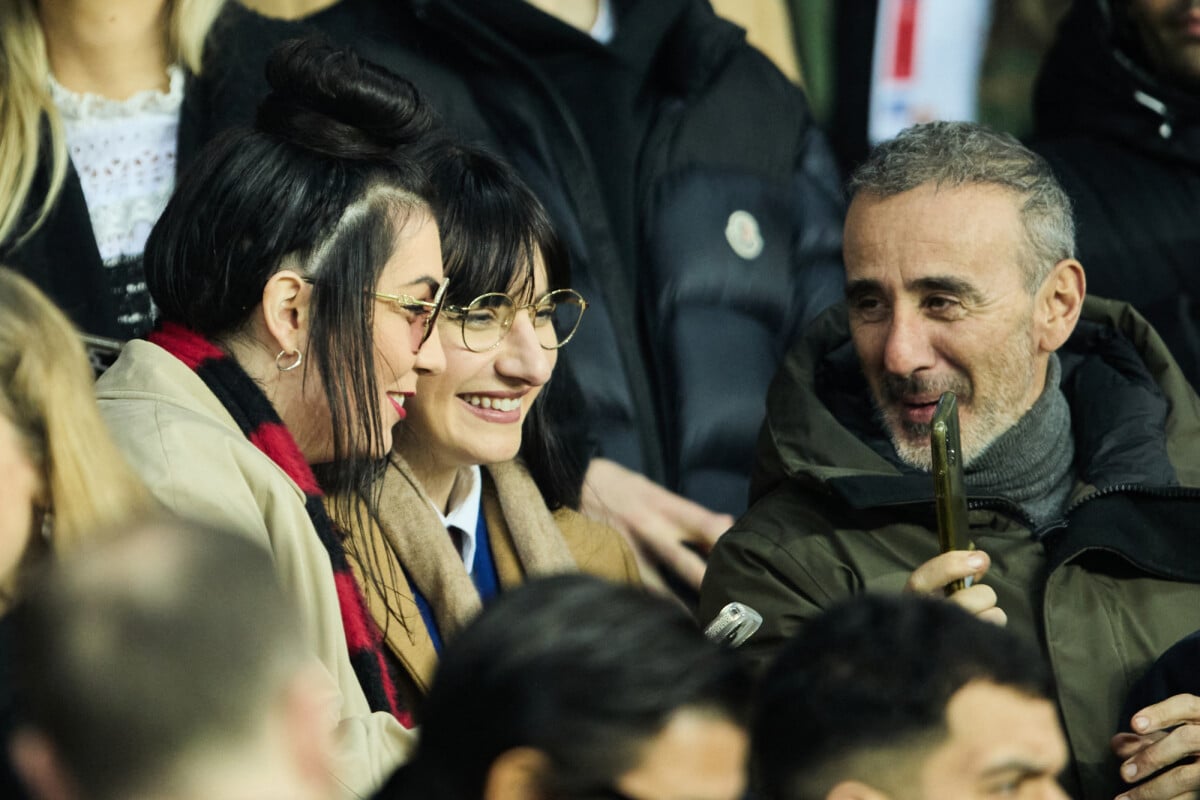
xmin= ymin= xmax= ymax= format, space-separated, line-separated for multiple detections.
xmin=931 ymin=392 xmax=971 ymax=595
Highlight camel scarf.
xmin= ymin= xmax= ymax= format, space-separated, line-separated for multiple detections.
xmin=148 ymin=322 xmax=403 ymax=720
xmin=373 ymin=454 xmax=576 ymax=642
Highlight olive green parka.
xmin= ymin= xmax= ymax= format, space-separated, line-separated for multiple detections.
xmin=701 ymin=297 xmax=1200 ymax=800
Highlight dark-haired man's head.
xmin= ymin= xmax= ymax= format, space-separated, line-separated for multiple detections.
xmin=386 ymin=574 xmax=750 ymax=800
xmin=10 ymin=518 xmax=338 ymax=800
xmin=754 ymin=594 xmax=1068 ymax=800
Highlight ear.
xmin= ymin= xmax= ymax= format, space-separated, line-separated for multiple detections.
xmin=10 ymin=728 xmax=80 ymax=800
xmin=259 ymin=269 xmax=312 ymax=354
xmin=1034 ymin=258 xmax=1086 ymax=353
xmin=483 ymin=747 xmax=552 ymax=800
xmin=826 ymin=778 xmax=893 ymax=800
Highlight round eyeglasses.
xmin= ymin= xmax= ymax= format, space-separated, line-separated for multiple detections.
xmin=302 ymin=276 xmax=450 ymax=351
xmin=371 ymin=277 xmax=449 ymax=351
xmin=441 ymin=288 xmax=588 ymax=353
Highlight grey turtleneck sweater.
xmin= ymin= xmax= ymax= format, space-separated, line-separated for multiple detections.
xmin=964 ymin=354 xmax=1075 ymax=529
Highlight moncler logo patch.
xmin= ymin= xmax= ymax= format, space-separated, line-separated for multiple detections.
xmin=725 ymin=210 xmax=764 ymax=260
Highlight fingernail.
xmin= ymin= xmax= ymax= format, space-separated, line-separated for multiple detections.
xmin=1122 ymin=763 xmax=1137 ymax=780
xmin=967 ymin=554 xmax=985 ymax=569
xmin=1134 ymin=715 xmax=1149 ymax=732
xmin=1117 ymin=795 xmax=1130 ymax=800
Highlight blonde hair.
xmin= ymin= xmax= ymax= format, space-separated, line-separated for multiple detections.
xmin=0 ymin=0 xmax=226 ymax=248
xmin=0 ymin=268 xmax=156 ymax=559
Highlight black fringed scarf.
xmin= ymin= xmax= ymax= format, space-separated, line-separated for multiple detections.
xmin=149 ymin=322 xmax=410 ymax=726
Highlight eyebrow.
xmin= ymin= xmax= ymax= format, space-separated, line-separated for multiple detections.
xmin=406 ymin=276 xmax=441 ymax=293
xmin=979 ymin=760 xmax=1053 ymax=780
xmin=910 ymin=275 xmax=984 ymax=303
xmin=844 ymin=275 xmax=984 ymax=304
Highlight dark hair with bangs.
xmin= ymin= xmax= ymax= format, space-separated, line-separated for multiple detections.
xmin=144 ymin=39 xmax=444 ymax=516
xmin=426 ymin=143 xmax=579 ymax=508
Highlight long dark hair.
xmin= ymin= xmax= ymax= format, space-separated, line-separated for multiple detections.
xmin=387 ymin=575 xmax=750 ymax=799
xmin=144 ymin=39 xmax=444 ymax=518
xmin=424 ymin=143 xmax=580 ymax=508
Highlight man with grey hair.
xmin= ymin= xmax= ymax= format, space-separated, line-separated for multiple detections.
xmin=700 ymin=120 xmax=1200 ymax=800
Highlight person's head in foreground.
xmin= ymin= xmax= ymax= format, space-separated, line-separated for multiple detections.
xmin=844 ymin=120 xmax=1085 ymax=472
xmin=392 ymin=142 xmax=585 ymax=510
xmin=0 ymin=267 xmax=152 ymax=608
xmin=9 ymin=517 xmax=338 ymax=800
xmin=386 ymin=574 xmax=750 ymax=800
xmin=754 ymin=593 xmax=1068 ymax=800
xmin=144 ymin=37 xmax=447 ymax=499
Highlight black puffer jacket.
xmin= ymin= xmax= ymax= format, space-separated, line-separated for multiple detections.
xmin=308 ymin=0 xmax=846 ymax=515
xmin=1031 ymin=0 xmax=1200 ymax=389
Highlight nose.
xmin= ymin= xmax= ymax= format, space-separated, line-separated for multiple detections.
xmin=881 ymin=307 xmax=937 ymax=377
xmin=495 ymin=312 xmax=554 ymax=386
xmin=414 ymin=321 xmax=446 ymax=376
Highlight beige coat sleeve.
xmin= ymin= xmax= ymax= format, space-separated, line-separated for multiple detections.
xmin=98 ymin=382 xmax=412 ymax=798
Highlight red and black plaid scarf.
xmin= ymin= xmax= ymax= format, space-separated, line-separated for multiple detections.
xmin=149 ymin=322 xmax=410 ymax=726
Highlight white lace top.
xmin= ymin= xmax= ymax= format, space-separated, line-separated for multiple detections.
xmin=49 ymin=64 xmax=184 ymax=336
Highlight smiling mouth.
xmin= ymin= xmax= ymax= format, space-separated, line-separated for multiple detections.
xmin=461 ymin=394 xmax=522 ymax=412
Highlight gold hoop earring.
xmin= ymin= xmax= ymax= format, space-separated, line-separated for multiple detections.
xmin=275 ymin=349 xmax=303 ymax=372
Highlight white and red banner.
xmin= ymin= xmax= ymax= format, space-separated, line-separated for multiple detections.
xmin=868 ymin=0 xmax=992 ymax=144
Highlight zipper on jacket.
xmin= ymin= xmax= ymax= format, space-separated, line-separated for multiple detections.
xmin=1065 ymin=482 xmax=1200 ymax=514
xmin=967 ymin=484 xmax=1200 ymax=539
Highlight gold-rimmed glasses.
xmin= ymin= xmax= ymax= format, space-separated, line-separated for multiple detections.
xmin=372 ymin=276 xmax=450 ymax=348
xmin=304 ymin=276 xmax=449 ymax=350
xmin=440 ymin=288 xmax=588 ymax=353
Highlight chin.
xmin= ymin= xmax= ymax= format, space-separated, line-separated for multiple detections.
xmin=887 ymin=428 xmax=934 ymax=472
xmin=470 ymin=442 xmax=522 ymax=467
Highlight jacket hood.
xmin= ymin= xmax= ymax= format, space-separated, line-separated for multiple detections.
xmin=1034 ymin=0 xmax=1200 ymax=165
xmin=751 ymin=296 xmax=1200 ymax=506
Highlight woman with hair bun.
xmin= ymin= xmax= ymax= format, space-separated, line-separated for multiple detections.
xmin=96 ymin=39 xmax=446 ymax=795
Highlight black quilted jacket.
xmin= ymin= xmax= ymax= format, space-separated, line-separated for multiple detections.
xmin=311 ymin=0 xmax=846 ymax=515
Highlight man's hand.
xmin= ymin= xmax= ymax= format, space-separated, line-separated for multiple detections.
xmin=904 ymin=550 xmax=1007 ymax=626
xmin=580 ymin=458 xmax=735 ymax=592
xmin=1112 ymin=694 xmax=1200 ymax=800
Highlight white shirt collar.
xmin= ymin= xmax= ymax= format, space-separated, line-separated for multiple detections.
xmin=430 ymin=465 xmax=482 ymax=573
xmin=590 ymin=0 xmax=616 ymax=43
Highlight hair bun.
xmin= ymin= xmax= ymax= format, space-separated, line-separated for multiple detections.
xmin=255 ymin=38 xmax=438 ymax=160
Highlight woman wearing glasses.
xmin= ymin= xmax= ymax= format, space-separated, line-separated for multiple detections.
xmin=332 ymin=144 xmax=638 ymax=714
xmin=95 ymin=41 xmax=444 ymax=796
